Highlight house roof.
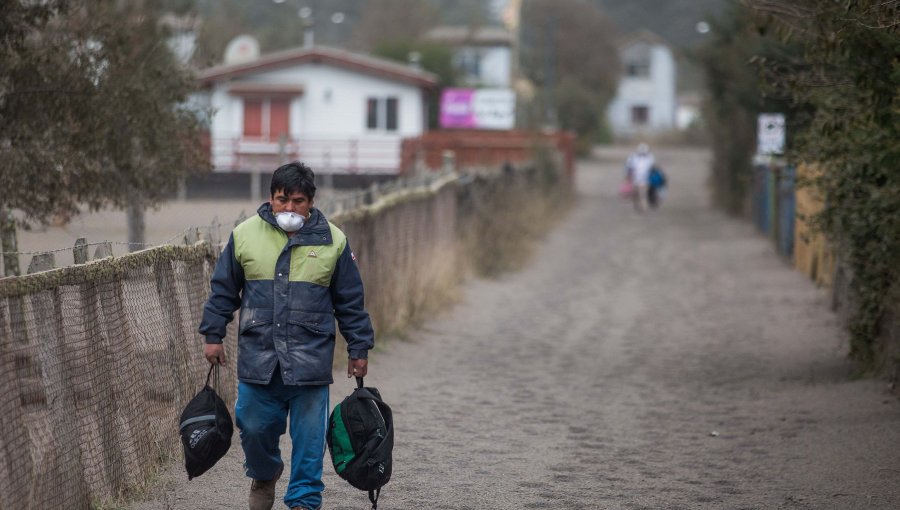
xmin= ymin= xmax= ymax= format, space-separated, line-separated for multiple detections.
xmin=197 ymin=45 xmax=438 ymax=88
xmin=227 ymin=83 xmax=305 ymax=96
xmin=616 ymin=30 xmax=670 ymax=49
xmin=424 ymin=25 xmax=514 ymax=47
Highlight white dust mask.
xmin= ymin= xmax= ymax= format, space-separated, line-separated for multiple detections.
xmin=275 ymin=212 xmax=305 ymax=232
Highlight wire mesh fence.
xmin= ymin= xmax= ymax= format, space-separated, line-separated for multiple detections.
xmin=0 ymin=157 xmax=568 ymax=509
xmin=0 ymin=244 xmax=238 ymax=509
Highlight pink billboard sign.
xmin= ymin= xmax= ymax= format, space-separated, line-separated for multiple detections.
xmin=440 ymin=88 xmax=477 ymax=128
xmin=440 ymin=88 xmax=515 ymax=130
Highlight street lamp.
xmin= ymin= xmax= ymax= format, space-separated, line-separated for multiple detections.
xmin=297 ymin=4 xmax=344 ymax=47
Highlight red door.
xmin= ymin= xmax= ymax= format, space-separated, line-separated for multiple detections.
xmin=269 ymin=99 xmax=290 ymax=141
xmin=243 ymin=99 xmax=263 ymax=138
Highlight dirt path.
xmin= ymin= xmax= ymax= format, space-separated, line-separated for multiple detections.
xmin=131 ymin=146 xmax=900 ymax=510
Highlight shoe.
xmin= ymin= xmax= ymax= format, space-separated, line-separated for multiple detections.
xmin=248 ymin=464 xmax=284 ymax=510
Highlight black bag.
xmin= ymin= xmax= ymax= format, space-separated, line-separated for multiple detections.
xmin=179 ymin=365 xmax=233 ymax=480
xmin=327 ymin=377 xmax=393 ymax=509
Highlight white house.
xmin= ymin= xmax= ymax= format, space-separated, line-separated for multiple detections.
xmin=606 ymin=31 xmax=676 ymax=137
xmin=197 ymin=45 xmax=437 ymax=175
xmin=424 ymin=26 xmax=513 ymax=88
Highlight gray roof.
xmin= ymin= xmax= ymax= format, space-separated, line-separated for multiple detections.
xmin=424 ymin=25 xmax=513 ymax=46
xmin=617 ymin=30 xmax=670 ymax=49
xmin=198 ymin=45 xmax=438 ymax=88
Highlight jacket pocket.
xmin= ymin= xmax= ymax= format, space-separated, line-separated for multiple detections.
xmin=239 ymin=308 xmax=274 ymax=335
xmin=237 ymin=308 xmax=276 ymax=381
xmin=285 ymin=311 xmax=335 ymax=382
xmin=286 ymin=310 xmax=335 ymax=336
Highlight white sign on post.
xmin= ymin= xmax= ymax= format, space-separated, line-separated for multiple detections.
xmin=757 ymin=113 xmax=785 ymax=155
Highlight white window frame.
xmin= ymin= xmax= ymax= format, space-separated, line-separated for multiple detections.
xmin=365 ymin=96 xmax=399 ymax=132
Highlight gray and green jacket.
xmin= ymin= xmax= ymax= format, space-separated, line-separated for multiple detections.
xmin=199 ymin=203 xmax=374 ymax=386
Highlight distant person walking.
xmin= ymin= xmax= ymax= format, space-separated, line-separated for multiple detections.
xmin=199 ymin=162 xmax=375 ymax=510
xmin=647 ymin=165 xmax=667 ymax=209
xmin=625 ymin=143 xmax=655 ymax=212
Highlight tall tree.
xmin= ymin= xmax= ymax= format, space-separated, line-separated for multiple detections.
xmin=589 ymin=0 xmax=728 ymax=49
xmin=746 ymin=0 xmax=900 ymax=363
xmin=433 ymin=0 xmax=495 ymax=27
xmin=519 ymin=0 xmax=620 ymax=147
xmin=349 ymin=0 xmax=438 ymax=51
xmin=694 ymin=2 xmax=799 ymax=215
xmin=0 ymin=0 xmax=207 ymax=258
xmin=374 ymin=40 xmax=456 ymax=129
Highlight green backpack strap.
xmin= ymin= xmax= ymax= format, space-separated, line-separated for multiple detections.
xmin=358 ymin=377 xmax=381 ymax=510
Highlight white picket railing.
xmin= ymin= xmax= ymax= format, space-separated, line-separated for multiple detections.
xmin=210 ymin=136 xmax=403 ymax=174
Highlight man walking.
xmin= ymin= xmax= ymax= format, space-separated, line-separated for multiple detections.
xmin=625 ymin=143 xmax=655 ymax=212
xmin=199 ymin=162 xmax=375 ymax=510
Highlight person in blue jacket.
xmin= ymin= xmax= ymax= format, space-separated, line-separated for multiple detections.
xmin=648 ymin=165 xmax=667 ymax=209
xmin=199 ymin=161 xmax=374 ymax=510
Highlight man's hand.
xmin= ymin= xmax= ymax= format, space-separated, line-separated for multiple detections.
xmin=204 ymin=343 xmax=226 ymax=366
xmin=348 ymin=358 xmax=368 ymax=378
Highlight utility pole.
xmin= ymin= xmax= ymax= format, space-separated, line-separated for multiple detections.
xmin=543 ymin=14 xmax=558 ymax=129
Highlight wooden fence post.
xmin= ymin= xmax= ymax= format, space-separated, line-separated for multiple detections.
xmin=94 ymin=242 xmax=113 ymax=260
xmin=208 ymin=217 xmax=222 ymax=248
xmin=27 ymin=253 xmax=55 ymax=274
xmin=184 ymin=227 xmax=199 ymax=245
xmin=73 ymin=238 xmax=88 ymax=265
xmin=0 ymin=209 xmax=20 ymax=277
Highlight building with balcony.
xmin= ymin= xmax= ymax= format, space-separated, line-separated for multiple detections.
xmin=197 ymin=45 xmax=437 ymax=177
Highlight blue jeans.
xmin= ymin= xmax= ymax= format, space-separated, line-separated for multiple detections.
xmin=236 ymin=368 xmax=329 ymax=510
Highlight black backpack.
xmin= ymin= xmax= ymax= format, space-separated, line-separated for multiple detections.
xmin=179 ymin=365 xmax=233 ymax=480
xmin=327 ymin=377 xmax=393 ymax=509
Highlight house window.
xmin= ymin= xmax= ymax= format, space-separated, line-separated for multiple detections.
xmin=626 ymin=60 xmax=651 ymax=78
xmin=366 ymin=98 xmax=379 ymax=130
xmin=386 ymin=97 xmax=398 ymax=131
xmin=631 ymin=105 xmax=649 ymax=125
xmin=365 ymin=96 xmax=399 ymax=132
xmin=623 ymin=42 xmax=652 ymax=78
xmin=243 ymin=98 xmax=291 ymax=140
xmin=454 ymin=49 xmax=481 ymax=82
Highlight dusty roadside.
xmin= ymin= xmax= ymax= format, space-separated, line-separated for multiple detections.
xmin=130 ymin=146 xmax=900 ymax=510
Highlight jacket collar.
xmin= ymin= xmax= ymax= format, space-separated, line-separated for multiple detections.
xmin=256 ymin=202 xmax=333 ymax=246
